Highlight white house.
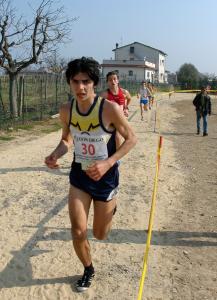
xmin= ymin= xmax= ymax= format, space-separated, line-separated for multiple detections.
xmin=101 ymin=42 xmax=167 ymax=83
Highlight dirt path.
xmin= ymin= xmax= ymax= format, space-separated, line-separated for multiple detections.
xmin=154 ymin=93 xmax=217 ymax=300
xmin=0 ymin=94 xmax=216 ymax=300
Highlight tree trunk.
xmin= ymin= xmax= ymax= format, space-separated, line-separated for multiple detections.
xmin=9 ymin=73 xmax=18 ymax=118
xmin=18 ymin=76 xmax=24 ymax=117
xmin=0 ymin=79 xmax=5 ymax=113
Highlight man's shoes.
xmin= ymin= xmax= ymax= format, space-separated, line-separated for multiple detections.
xmin=203 ymin=132 xmax=208 ymax=136
xmin=76 ymin=268 xmax=95 ymax=292
xmin=196 ymin=130 xmax=200 ymax=135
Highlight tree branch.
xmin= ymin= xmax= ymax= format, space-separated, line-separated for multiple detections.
xmin=0 ymin=0 xmax=77 ymax=75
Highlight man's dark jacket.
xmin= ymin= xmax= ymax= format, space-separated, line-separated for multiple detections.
xmin=193 ymin=92 xmax=211 ymax=115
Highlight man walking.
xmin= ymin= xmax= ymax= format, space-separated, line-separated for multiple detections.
xmin=193 ymin=86 xmax=211 ymax=136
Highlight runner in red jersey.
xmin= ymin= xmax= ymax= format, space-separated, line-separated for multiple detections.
xmin=101 ymin=71 xmax=132 ymax=149
xmin=101 ymin=71 xmax=131 ymax=117
xmin=107 ymin=86 xmax=126 ymax=106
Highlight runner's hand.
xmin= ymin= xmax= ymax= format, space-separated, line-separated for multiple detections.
xmin=85 ymin=160 xmax=111 ymax=181
xmin=45 ymin=153 xmax=59 ymax=169
xmin=124 ymin=108 xmax=129 ymax=117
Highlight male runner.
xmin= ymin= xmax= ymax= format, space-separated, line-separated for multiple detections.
xmin=101 ymin=71 xmax=131 ymax=117
xmin=101 ymin=71 xmax=132 ymax=148
xmin=45 ymin=57 xmax=137 ymax=292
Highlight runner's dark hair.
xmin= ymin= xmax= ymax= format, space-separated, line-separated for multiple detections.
xmin=66 ymin=57 xmax=100 ymax=86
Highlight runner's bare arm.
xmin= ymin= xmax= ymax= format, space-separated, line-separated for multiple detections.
xmin=121 ymin=89 xmax=131 ymax=117
xmin=147 ymin=87 xmax=153 ymax=97
xmin=45 ymin=103 xmax=72 ymax=168
xmin=122 ymin=89 xmax=132 ymax=107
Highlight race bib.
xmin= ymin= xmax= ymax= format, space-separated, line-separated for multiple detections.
xmin=74 ymin=133 xmax=109 ymax=170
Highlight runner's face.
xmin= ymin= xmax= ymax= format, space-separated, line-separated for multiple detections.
xmin=107 ymin=75 xmax=119 ymax=89
xmin=70 ymin=72 xmax=95 ymax=102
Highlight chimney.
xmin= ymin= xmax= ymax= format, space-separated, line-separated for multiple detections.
xmin=116 ymin=43 xmax=119 ymax=49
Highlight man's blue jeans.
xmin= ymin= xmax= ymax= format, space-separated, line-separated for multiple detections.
xmin=196 ymin=111 xmax=207 ymax=133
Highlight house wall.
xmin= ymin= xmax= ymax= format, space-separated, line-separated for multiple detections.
xmin=158 ymin=53 xmax=166 ymax=83
xmin=145 ymin=69 xmax=155 ymax=82
xmin=115 ymin=44 xmax=157 ymax=61
xmin=102 ymin=66 xmax=155 ymax=82
xmin=115 ymin=44 xmax=160 ymax=67
xmin=103 ymin=42 xmax=167 ymax=83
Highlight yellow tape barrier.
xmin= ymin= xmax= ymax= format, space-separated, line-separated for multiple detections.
xmin=174 ymin=89 xmax=217 ymax=93
xmin=137 ymin=136 xmax=163 ymax=300
xmin=156 ymin=90 xmax=217 ymax=96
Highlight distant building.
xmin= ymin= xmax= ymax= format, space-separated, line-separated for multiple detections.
xmin=101 ymin=41 xmax=167 ymax=83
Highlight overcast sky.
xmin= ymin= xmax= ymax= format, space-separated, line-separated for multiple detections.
xmin=13 ymin=0 xmax=217 ymax=75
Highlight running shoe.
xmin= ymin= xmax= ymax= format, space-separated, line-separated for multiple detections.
xmin=76 ymin=268 xmax=95 ymax=292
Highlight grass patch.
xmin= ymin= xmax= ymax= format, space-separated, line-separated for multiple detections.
xmin=16 ymin=124 xmax=35 ymax=131
xmin=0 ymin=117 xmax=61 ymax=146
xmin=41 ymin=123 xmax=62 ymax=133
xmin=0 ymin=135 xmax=15 ymax=141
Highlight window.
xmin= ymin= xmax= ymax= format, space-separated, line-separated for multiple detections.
xmin=130 ymin=46 xmax=134 ymax=54
xmin=147 ymin=71 xmax=150 ymax=78
xmin=128 ymin=70 xmax=133 ymax=76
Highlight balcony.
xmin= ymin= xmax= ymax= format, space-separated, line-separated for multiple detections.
xmin=102 ymin=59 xmax=155 ymax=69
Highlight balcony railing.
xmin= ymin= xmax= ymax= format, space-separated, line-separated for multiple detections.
xmin=102 ymin=59 xmax=156 ymax=69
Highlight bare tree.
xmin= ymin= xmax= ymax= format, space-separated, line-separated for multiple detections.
xmin=0 ymin=0 xmax=77 ymax=117
xmin=44 ymin=49 xmax=68 ymax=73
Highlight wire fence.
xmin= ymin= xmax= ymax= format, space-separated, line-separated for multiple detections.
xmin=0 ymin=74 xmax=70 ymax=129
xmin=0 ymin=74 xmax=172 ymax=130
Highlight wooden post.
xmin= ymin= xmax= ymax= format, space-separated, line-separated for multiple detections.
xmin=0 ymin=78 xmax=5 ymax=113
xmin=40 ymin=78 xmax=43 ymax=120
xmin=55 ymin=75 xmax=58 ymax=111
